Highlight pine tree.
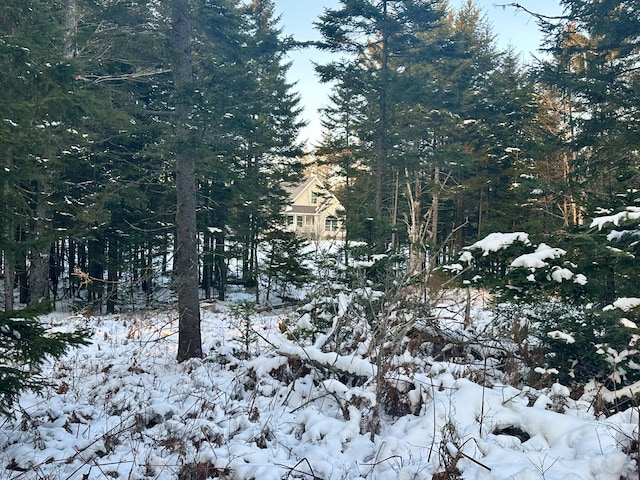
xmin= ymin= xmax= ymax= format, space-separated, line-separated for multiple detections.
xmin=315 ymin=0 xmax=446 ymax=243
xmin=0 ymin=0 xmax=89 ymax=309
xmin=0 ymin=302 xmax=90 ymax=416
xmin=170 ymin=0 xmax=202 ymax=362
xmin=227 ymin=0 xmax=304 ymax=292
xmin=542 ymin=0 xmax=640 ymax=210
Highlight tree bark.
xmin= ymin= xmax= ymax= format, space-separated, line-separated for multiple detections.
xmin=215 ymin=231 xmax=226 ymax=301
xmin=405 ymin=171 xmax=429 ymax=277
xmin=172 ymin=0 xmax=202 ymax=362
xmin=28 ymin=198 xmax=51 ymax=305
xmin=3 ymin=247 xmax=14 ymax=312
xmin=374 ymin=0 xmax=390 ymax=218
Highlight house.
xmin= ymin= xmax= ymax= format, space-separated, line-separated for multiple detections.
xmin=284 ymin=175 xmax=345 ymax=240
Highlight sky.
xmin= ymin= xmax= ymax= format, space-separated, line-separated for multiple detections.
xmin=272 ymin=0 xmax=564 ymax=148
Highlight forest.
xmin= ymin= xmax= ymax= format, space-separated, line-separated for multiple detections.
xmin=0 ymin=0 xmax=636 ymax=309
xmin=2 ymin=0 xmax=640 ymax=407
xmin=1 ymin=0 xmax=640 ymax=478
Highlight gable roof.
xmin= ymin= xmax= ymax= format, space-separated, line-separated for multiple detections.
xmin=284 ymin=175 xmax=324 ymax=203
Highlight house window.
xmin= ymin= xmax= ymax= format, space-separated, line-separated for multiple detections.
xmin=287 ymin=215 xmax=294 ymax=226
xmin=296 ymin=216 xmax=303 ymax=228
xmin=305 ymin=215 xmax=315 ymax=226
xmin=325 ymin=216 xmax=339 ymax=232
xmin=311 ymin=191 xmax=319 ymax=205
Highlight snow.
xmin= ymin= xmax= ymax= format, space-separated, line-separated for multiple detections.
xmin=604 ymin=297 xmax=640 ymax=312
xmin=591 ymin=206 xmax=640 ymax=230
xmin=465 ymin=232 xmax=530 ymax=256
xmin=547 ymin=330 xmax=576 ymax=344
xmin=620 ymin=318 xmax=638 ymax=329
xmin=510 ymin=243 xmax=566 ymax=270
xmin=0 ymin=304 xmax=637 ymax=479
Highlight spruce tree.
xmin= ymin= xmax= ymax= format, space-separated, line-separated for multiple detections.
xmin=0 ymin=302 xmax=90 ymax=416
xmin=228 ymin=0 xmax=305 ymax=291
xmin=315 ymin=0 xmax=446 ymax=241
xmin=542 ymin=0 xmax=640 ymax=210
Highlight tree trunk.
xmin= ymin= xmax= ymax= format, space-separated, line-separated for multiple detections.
xmin=202 ymin=228 xmax=212 ymax=299
xmin=215 ymin=231 xmax=226 ymax=301
xmin=172 ymin=0 xmax=202 ymax=362
xmin=405 ymin=171 xmax=428 ymax=277
xmin=28 ymin=249 xmax=49 ymax=305
xmin=17 ymin=249 xmax=28 ymax=305
xmin=390 ymin=168 xmax=399 ymax=251
xmin=374 ymin=1 xmax=390 ymax=219
xmin=3 ymin=247 xmax=14 ymax=312
xmin=106 ymin=233 xmax=118 ymax=314
xmin=430 ymin=164 xmax=440 ymax=246
xmin=144 ymin=242 xmax=154 ymax=306
xmin=28 ymin=199 xmax=51 ymax=305
xmin=87 ymin=237 xmax=104 ymax=311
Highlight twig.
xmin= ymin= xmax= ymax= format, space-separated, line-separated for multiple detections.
xmin=78 ymin=68 xmax=173 ymax=83
xmin=495 ymin=3 xmax=568 ymax=21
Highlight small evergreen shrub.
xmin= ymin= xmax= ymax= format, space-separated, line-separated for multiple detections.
xmin=0 ymin=302 xmax=91 ymax=416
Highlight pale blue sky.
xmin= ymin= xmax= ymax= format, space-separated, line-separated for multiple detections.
xmin=272 ymin=0 xmax=564 ymax=147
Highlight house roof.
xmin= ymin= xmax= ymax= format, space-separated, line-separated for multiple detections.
xmin=287 ymin=205 xmax=318 ymax=214
xmin=284 ymin=175 xmax=319 ymax=203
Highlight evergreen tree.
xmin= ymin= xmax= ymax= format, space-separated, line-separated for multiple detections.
xmin=0 ymin=302 xmax=90 ymax=416
xmin=228 ymin=0 xmax=304 ymax=291
xmin=170 ymin=0 xmax=202 ymax=362
xmin=542 ymin=0 xmax=640 ymax=210
xmin=315 ymin=0 xmax=446 ymax=244
xmin=0 ymin=0 xmax=90 ymax=309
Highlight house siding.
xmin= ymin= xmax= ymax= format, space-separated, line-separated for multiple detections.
xmin=284 ymin=176 xmax=345 ymax=240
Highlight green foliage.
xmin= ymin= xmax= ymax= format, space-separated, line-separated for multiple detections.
xmin=450 ymin=232 xmax=587 ymax=303
xmin=542 ymin=0 xmax=640 ymax=209
xmin=228 ymin=300 xmax=258 ymax=358
xmin=450 ymin=201 xmax=640 ymax=395
xmin=492 ymin=301 xmax=636 ymax=388
xmin=264 ymin=232 xmax=313 ymax=301
xmin=0 ymin=303 xmax=91 ymax=416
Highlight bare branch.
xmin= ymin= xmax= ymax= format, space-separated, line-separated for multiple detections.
xmin=495 ymin=3 xmax=568 ymax=21
xmin=76 ymin=68 xmax=172 ymax=83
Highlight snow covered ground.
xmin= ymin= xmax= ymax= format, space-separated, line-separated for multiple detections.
xmin=0 ymin=298 xmax=637 ymax=479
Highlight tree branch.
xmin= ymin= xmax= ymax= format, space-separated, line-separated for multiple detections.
xmin=495 ymin=3 xmax=568 ymax=21
xmin=77 ymin=68 xmax=172 ymax=83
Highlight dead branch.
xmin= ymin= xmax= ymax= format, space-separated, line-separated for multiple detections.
xmin=495 ymin=3 xmax=568 ymax=21
xmin=76 ymin=68 xmax=172 ymax=83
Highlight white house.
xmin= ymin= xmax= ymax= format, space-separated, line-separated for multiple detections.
xmin=284 ymin=175 xmax=345 ymax=240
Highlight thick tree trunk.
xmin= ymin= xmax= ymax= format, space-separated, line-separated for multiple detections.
xmin=28 ymin=200 xmax=51 ymax=305
xmin=28 ymin=250 xmax=49 ymax=305
xmin=172 ymin=0 xmax=202 ymax=362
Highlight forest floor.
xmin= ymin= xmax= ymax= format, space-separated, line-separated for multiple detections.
xmin=0 ymin=289 xmax=638 ymax=480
